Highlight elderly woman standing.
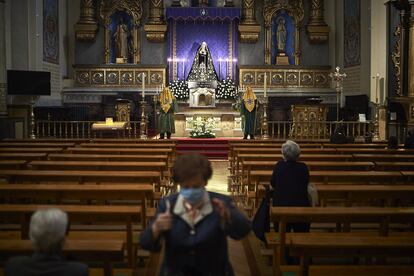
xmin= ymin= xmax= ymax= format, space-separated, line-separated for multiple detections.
xmin=140 ymin=154 xmax=251 ymax=276
xmin=5 ymin=208 xmax=88 ymax=276
xmin=271 ymin=140 xmax=310 ymax=232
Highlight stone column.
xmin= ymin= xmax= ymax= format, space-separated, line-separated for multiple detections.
xmin=144 ymin=0 xmax=167 ymax=42
xmin=0 ymin=0 xmax=7 ymax=117
xmin=408 ymin=1 xmax=414 ymax=96
xmin=238 ymin=0 xmax=260 ymax=43
xmin=306 ymin=0 xmax=329 ymax=43
xmin=74 ymin=0 xmax=98 ymax=41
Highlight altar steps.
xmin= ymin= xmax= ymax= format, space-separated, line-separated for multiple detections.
xmin=175 ymin=138 xmax=232 ymax=159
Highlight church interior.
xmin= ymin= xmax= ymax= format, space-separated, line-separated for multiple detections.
xmin=1 ymin=0 xmax=414 ymax=275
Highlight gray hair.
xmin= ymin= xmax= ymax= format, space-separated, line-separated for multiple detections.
xmin=281 ymin=140 xmax=301 ymax=161
xmin=29 ymin=208 xmax=68 ymax=253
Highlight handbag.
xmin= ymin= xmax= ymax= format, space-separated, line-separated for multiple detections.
xmin=307 ymin=183 xmax=319 ymax=207
xmin=252 ymin=185 xmax=273 ymax=243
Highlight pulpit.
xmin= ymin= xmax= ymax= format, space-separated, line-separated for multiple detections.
xmin=290 ymin=105 xmax=328 ymax=138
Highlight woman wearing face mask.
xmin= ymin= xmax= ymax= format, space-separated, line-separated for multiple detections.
xmin=140 ymin=154 xmax=251 ymax=276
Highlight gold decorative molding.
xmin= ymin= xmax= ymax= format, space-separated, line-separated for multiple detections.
xmin=239 ymin=0 xmax=260 ymax=43
xmin=392 ymin=25 xmax=402 ymax=96
xmin=74 ymin=65 xmax=166 ymax=88
xmin=239 ymin=66 xmax=331 ymax=89
xmin=100 ymin=0 xmax=143 ymax=64
xmin=75 ymin=0 xmax=99 ymax=41
xmin=389 ymin=96 xmax=414 ymax=123
xmin=306 ymin=0 xmax=329 ymax=43
xmin=264 ymin=0 xmax=304 ymax=65
xmin=145 ymin=0 xmax=167 ymax=42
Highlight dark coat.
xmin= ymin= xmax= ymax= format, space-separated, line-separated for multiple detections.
xmin=140 ymin=192 xmax=251 ymax=276
xmin=5 ymin=253 xmax=88 ymax=276
xmin=404 ymin=135 xmax=414 ymax=149
xmin=271 ymin=160 xmax=310 ymax=207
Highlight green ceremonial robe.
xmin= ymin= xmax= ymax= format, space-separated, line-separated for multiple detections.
xmin=240 ymin=99 xmax=257 ymax=136
xmin=158 ymin=99 xmax=178 ymax=134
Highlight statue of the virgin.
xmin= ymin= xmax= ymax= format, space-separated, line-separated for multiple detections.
xmin=187 ymin=42 xmax=218 ymax=85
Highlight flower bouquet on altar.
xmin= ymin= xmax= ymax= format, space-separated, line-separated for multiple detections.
xmin=189 ymin=116 xmax=216 ymax=138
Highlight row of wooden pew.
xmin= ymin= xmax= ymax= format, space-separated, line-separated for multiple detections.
xmin=0 ymin=139 xmax=178 ymax=276
xmin=228 ymin=140 xmax=414 ymax=276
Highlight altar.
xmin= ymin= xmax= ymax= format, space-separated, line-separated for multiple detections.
xmin=174 ymin=103 xmax=243 ymax=138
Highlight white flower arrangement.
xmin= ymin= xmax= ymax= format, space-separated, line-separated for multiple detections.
xmin=169 ymin=79 xmax=190 ymax=100
xmin=189 ymin=116 xmax=216 ymax=138
xmin=216 ymin=77 xmax=238 ymax=100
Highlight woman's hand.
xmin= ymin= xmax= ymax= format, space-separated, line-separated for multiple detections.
xmin=212 ymin=198 xmax=230 ymax=222
xmin=152 ymin=200 xmax=172 ymax=239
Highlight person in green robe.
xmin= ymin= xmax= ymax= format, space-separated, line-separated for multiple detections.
xmin=158 ymin=87 xmax=178 ymax=139
xmin=240 ymin=86 xmax=258 ymax=139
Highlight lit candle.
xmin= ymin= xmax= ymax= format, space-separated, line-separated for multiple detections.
xmin=264 ymin=73 xmax=267 ymax=98
xmin=182 ymin=59 xmax=185 ymax=80
xmin=142 ymin=73 xmax=146 ymax=99
xmin=218 ymin=58 xmax=222 ymax=80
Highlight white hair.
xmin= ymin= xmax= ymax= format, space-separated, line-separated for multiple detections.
xmin=29 ymin=208 xmax=68 ymax=253
xmin=281 ymin=140 xmax=301 ymax=161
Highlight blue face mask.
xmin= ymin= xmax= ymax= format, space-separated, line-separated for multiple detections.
xmin=180 ymin=187 xmax=206 ymax=205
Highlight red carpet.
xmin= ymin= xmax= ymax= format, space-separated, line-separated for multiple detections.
xmin=175 ymin=138 xmax=238 ymax=159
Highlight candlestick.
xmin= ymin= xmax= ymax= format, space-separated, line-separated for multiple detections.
xmin=264 ymin=73 xmax=267 ymax=98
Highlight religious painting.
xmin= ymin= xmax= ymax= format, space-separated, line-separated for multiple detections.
xmin=271 ymin=11 xmax=295 ymax=65
xmin=344 ymin=0 xmax=361 ymax=67
xmin=109 ymin=12 xmax=134 ymax=63
xmin=43 ymin=0 xmax=59 ymax=64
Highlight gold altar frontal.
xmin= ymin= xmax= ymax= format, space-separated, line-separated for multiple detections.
xmin=174 ymin=103 xmax=243 ymax=138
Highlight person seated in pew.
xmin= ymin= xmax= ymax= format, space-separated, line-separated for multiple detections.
xmin=271 ymin=140 xmax=311 ymax=233
xmin=5 ymin=208 xmax=88 ymax=276
xmin=140 ymin=154 xmax=251 ymax=276
xmin=404 ymin=129 xmax=414 ymax=149
xmin=330 ymin=125 xmax=347 ymax=144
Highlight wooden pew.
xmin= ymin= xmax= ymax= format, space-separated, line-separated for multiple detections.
xmin=249 ymin=171 xmax=403 ymax=189
xmin=269 ymin=206 xmax=414 ymax=276
xmin=241 ymin=161 xmax=374 ymax=186
xmin=234 ymin=154 xmax=354 ymax=175
xmin=0 ymin=148 xmax=64 ymax=153
xmin=48 ymin=153 xmax=169 ymax=163
xmin=0 ymin=170 xmax=161 ymax=185
xmin=375 ymin=162 xmax=414 ymax=171
xmin=0 ymin=204 xmax=140 ymax=266
xmin=1 ymin=138 xmax=89 ymax=143
xmin=336 ymin=148 xmax=414 ymax=155
xmin=79 ymin=142 xmax=176 ymax=149
xmin=89 ymin=139 xmax=177 ymax=144
xmin=0 ymin=240 xmax=124 ymax=276
xmin=0 ymin=160 xmax=27 ymax=169
xmin=315 ymin=184 xmax=414 ymax=206
xmin=0 ymin=153 xmax=48 ymax=161
xmin=29 ymin=161 xmax=168 ymax=178
xmin=0 ymin=183 xmax=154 ymax=225
xmin=352 ymin=154 xmax=414 ymax=162
xmin=287 ymin=235 xmax=414 ymax=276
xmin=0 ymin=142 xmax=75 ymax=148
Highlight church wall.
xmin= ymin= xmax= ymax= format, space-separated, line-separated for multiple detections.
xmin=10 ymin=0 xmax=29 ymax=70
xmin=141 ymin=0 xmax=165 ymax=65
xmin=66 ymin=0 xmax=80 ymax=78
xmin=335 ymin=0 xmax=372 ymax=113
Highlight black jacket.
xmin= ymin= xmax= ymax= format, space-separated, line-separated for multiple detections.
xmin=271 ymin=160 xmax=310 ymax=207
xmin=5 ymin=253 xmax=88 ymax=276
xmin=140 ymin=192 xmax=251 ymax=276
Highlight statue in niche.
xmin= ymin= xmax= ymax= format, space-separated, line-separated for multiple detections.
xmin=187 ymin=42 xmax=218 ymax=84
xmin=114 ymin=18 xmax=131 ymax=60
xmin=276 ymin=18 xmax=287 ymax=53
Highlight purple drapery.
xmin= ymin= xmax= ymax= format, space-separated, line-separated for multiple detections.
xmin=166 ymin=8 xmax=240 ymax=82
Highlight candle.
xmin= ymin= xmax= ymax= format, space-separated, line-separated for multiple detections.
xmin=142 ymin=73 xmax=146 ymax=99
xmin=375 ymin=73 xmax=380 ymax=104
xmin=264 ymin=73 xmax=267 ymax=98
xmin=182 ymin=59 xmax=185 ymax=80
xmin=218 ymin=58 xmax=222 ymax=80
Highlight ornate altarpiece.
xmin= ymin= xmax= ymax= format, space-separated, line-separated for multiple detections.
xmin=100 ymin=0 xmax=143 ymax=64
xmin=264 ymin=0 xmax=304 ymax=65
